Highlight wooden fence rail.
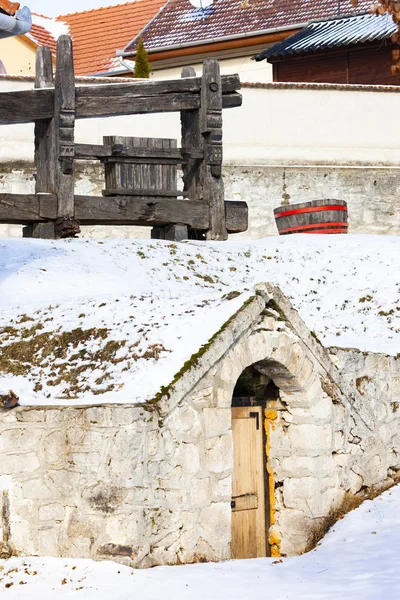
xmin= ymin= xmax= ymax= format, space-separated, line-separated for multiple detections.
xmin=0 ymin=35 xmax=248 ymax=241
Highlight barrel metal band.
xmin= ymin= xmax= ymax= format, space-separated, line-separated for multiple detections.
xmin=279 ymin=222 xmax=349 ymax=234
xmin=275 ymin=205 xmax=348 ymax=219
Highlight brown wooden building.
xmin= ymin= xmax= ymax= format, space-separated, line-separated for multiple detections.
xmin=255 ymin=12 xmax=400 ymax=86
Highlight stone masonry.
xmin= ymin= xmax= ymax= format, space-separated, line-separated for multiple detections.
xmin=1 ymin=163 xmax=400 ymax=239
xmin=1 ymin=286 xmax=400 ymax=565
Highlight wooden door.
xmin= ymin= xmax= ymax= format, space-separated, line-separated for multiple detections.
xmin=231 ymin=406 xmax=267 ymax=559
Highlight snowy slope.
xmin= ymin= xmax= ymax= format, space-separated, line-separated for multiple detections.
xmin=0 ymin=234 xmax=399 ymax=406
xmin=1 ymin=484 xmax=400 ymax=599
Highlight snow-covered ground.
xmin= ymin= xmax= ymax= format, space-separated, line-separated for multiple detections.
xmin=1 ymin=484 xmax=399 ymax=599
xmin=0 ymin=234 xmax=399 ymax=405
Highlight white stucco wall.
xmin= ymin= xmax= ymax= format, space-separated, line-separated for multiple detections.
xmin=149 ymin=55 xmax=273 ymax=84
xmin=2 ymin=80 xmax=400 ymax=167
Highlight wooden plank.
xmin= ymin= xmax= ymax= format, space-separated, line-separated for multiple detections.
xmin=201 ymin=58 xmax=228 ymax=241
xmin=0 ymin=194 xmax=247 ymax=230
xmin=75 ymin=74 xmax=240 ymax=101
xmin=0 ymin=88 xmax=53 ymax=124
xmin=29 ymin=46 xmax=57 ymax=239
xmin=73 ymin=195 xmax=247 ymax=231
xmin=231 ymin=406 xmax=267 ymax=560
xmin=0 ymin=194 xmax=57 ymax=223
xmin=54 ymin=35 xmax=76 ymax=225
xmin=181 ymin=66 xmax=202 ymax=205
xmin=75 ymin=143 xmax=204 ymax=162
xmin=102 ymin=188 xmax=181 ymax=197
xmin=0 ymin=89 xmax=241 ymax=125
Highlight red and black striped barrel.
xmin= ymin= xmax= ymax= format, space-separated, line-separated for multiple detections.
xmin=274 ymin=200 xmax=348 ymax=235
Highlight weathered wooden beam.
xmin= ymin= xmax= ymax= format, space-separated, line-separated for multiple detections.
xmin=0 ymin=194 xmax=57 ymax=223
xmin=54 ymin=35 xmax=79 ymax=237
xmin=27 ymin=46 xmax=57 ymax=239
xmin=181 ymin=66 xmax=202 ymax=206
xmin=75 ymin=143 xmax=204 ymax=163
xmin=0 ymin=193 xmax=247 ymax=231
xmin=0 ymin=89 xmax=241 ymax=125
xmin=201 ymin=59 xmax=228 ymax=241
xmin=76 ymin=74 xmax=240 ymax=101
xmin=73 ymin=195 xmax=247 ymax=232
xmin=0 ymin=88 xmax=54 ymax=125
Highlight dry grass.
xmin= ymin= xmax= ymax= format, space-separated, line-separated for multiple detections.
xmin=305 ymin=474 xmax=400 ymax=553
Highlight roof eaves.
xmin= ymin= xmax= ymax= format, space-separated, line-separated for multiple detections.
xmin=119 ymin=21 xmax=309 ymax=57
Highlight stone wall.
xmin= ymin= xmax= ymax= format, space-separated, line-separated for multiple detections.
xmin=1 ymin=162 xmax=399 ymax=239
xmin=1 ymin=289 xmax=399 ymax=566
xmin=0 ymin=401 xmax=232 ymax=567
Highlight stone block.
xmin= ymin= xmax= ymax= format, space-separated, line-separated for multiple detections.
xmin=289 ymin=396 xmax=333 ymax=425
xmin=189 ymin=477 xmax=212 ymax=507
xmin=10 ymin=518 xmax=38 ymax=555
xmin=176 ymin=443 xmax=200 ymax=474
xmin=204 ymin=435 xmax=233 ymax=473
xmin=295 ymin=356 xmax=315 ymax=389
xmin=278 ymin=509 xmax=314 ymax=556
xmin=0 ymin=427 xmax=43 ymax=452
xmin=202 ymin=408 xmax=231 ymax=438
xmin=286 ymin=343 xmax=305 ymax=377
xmin=215 ymin=387 xmax=232 ymax=409
xmin=147 ymin=430 xmax=160 ymax=457
xmin=47 ymin=470 xmax=81 ymax=497
xmin=41 ymin=429 xmax=68 ymax=467
xmin=39 ymin=503 xmax=65 ymax=522
xmin=190 ymin=386 xmax=214 ymax=410
xmin=199 ymin=502 xmax=231 ymax=550
xmin=38 ymin=526 xmax=60 ymax=556
xmin=0 ymin=452 xmax=40 ymax=475
xmin=21 ymin=478 xmax=54 ymax=501
xmin=283 ymin=477 xmax=340 ymax=518
xmin=214 ymin=476 xmax=232 ymax=501
xmin=276 ymin=455 xmax=335 ymax=479
xmin=287 ymin=423 xmax=332 ymax=454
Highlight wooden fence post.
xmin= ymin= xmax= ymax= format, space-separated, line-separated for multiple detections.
xmin=54 ymin=35 xmax=79 ymax=238
xmin=200 ymin=59 xmax=228 ymax=241
xmin=23 ymin=46 xmax=56 ymax=238
xmin=178 ymin=66 xmax=202 ymax=240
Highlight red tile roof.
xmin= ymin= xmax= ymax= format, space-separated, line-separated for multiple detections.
xmin=57 ymin=0 xmax=168 ymax=75
xmin=124 ymin=0 xmax=374 ymax=54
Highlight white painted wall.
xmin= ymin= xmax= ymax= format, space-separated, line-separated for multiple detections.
xmin=150 ymin=55 xmax=273 ymax=84
xmin=2 ymin=80 xmax=400 ymax=167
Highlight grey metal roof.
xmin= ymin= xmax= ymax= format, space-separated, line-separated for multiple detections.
xmin=255 ymin=13 xmax=397 ymax=61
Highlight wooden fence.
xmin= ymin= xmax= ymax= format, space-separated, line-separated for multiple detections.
xmin=0 ymin=35 xmax=248 ymax=241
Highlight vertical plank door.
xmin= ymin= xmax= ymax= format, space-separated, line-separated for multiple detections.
xmin=231 ymin=406 xmax=267 ymax=559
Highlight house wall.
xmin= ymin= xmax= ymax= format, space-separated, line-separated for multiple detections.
xmin=1 ymin=290 xmax=400 ymax=565
xmin=1 ymin=80 xmax=400 ymax=238
xmin=0 ymin=36 xmax=37 ymax=75
xmin=150 ymin=54 xmax=273 ymax=84
xmin=272 ymin=43 xmax=400 ymax=86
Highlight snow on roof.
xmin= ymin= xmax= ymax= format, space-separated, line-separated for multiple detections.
xmin=26 ymin=13 xmax=69 ymax=55
xmin=0 ymin=234 xmax=399 ymax=407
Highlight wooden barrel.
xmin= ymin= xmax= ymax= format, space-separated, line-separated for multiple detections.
xmin=274 ymin=200 xmax=348 ymax=235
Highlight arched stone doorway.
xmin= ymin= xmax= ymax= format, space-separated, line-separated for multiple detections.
xmin=212 ymin=316 xmax=331 ymax=558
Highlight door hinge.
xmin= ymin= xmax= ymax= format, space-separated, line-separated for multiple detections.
xmin=231 ymin=500 xmax=236 ymax=509
xmin=249 ymin=411 xmax=260 ymax=430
